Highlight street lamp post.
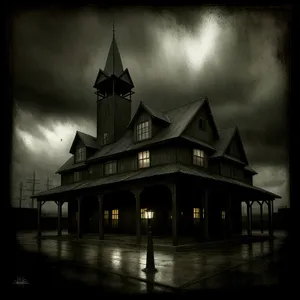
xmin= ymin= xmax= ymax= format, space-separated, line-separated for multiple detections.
xmin=142 ymin=209 xmax=157 ymax=274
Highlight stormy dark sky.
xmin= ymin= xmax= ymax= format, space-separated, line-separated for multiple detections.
xmin=11 ymin=6 xmax=289 ymax=213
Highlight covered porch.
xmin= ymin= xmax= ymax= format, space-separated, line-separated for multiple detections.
xmin=33 ymin=165 xmax=280 ymax=247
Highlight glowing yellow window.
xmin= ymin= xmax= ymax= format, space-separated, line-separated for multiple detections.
xmin=193 ymin=208 xmax=200 ymax=219
xmin=112 ymin=209 xmax=119 ymax=220
xmin=112 ymin=209 xmax=119 ymax=228
xmin=141 ymin=208 xmax=147 ymax=219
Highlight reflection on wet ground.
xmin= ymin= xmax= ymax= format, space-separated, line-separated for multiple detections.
xmin=17 ymin=231 xmax=286 ymax=292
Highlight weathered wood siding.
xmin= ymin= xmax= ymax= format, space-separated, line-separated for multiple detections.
xmin=97 ymin=96 xmax=115 ymax=145
xmin=61 ymin=173 xmax=73 ymax=185
xmin=114 ymin=95 xmax=132 ymax=141
xmin=118 ymin=154 xmax=137 ymax=173
xmin=176 ymin=145 xmax=193 ymax=165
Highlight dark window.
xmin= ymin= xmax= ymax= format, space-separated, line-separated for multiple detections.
xmin=137 ymin=121 xmax=151 ymax=141
xmin=104 ymin=210 xmax=109 ymax=225
xmin=74 ymin=172 xmax=80 ymax=182
xmin=75 ymin=147 xmax=86 ymax=162
xmin=104 ymin=161 xmax=117 ymax=175
xmin=199 ymin=118 xmax=206 ymax=131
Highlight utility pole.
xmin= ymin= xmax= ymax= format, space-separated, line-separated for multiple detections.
xmin=26 ymin=171 xmax=40 ymax=208
xmin=45 ymin=177 xmax=53 ymax=190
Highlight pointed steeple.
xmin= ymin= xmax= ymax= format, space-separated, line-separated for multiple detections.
xmin=104 ymin=21 xmax=124 ymax=77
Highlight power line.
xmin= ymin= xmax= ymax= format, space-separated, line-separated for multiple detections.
xmin=11 ymin=181 xmax=28 ymax=208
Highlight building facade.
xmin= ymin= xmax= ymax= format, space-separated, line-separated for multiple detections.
xmin=33 ymin=29 xmax=280 ymax=246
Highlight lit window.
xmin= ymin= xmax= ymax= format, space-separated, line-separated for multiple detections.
xmin=104 ymin=210 xmax=109 ymax=225
xmin=104 ymin=161 xmax=117 ymax=175
xmin=141 ymin=208 xmax=147 ymax=219
xmin=138 ymin=150 xmax=150 ymax=168
xmin=74 ymin=172 xmax=80 ymax=182
xmin=103 ymin=132 xmax=108 ymax=145
xmin=137 ymin=121 xmax=151 ymax=141
xmin=193 ymin=149 xmax=205 ymax=167
xmin=76 ymin=147 xmax=86 ymax=162
xmin=112 ymin=209 xmax=119 ymax=228
xmin=198 ymin=118 xmax=206 ymax=131
xmin=193 ymin=208 xmax=200 ymax=219
xmin=222 ymin=211 xmax=226 ymax=220
xmin=193 ymin=208 xmax=200 ymax=225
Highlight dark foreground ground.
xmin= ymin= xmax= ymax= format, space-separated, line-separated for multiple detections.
xmin=12 ymin=231 xmax=290 ymax=292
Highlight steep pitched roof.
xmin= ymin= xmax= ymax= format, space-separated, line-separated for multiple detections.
xmin=93 ymin=69 xmax=110 ymax=88
xmin=69 ymin=131 xmax=98 ymax=154
xmin=244 ymin=165 xmax=258 ymax=174
xmin=128 ymin=101 xmax=170 ymax=127
xmin=211 ymin=127 xmax=236 ymax=158
xmin=88 ymin=98 xmax=207 ymax=162
xmin=56 ymin=156 xmax=86 ymax=174
xmin=104 ymin=35 xmax=124 ymax=77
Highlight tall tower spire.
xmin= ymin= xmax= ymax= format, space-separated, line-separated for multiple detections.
xmin=93 ymin=21 xmax=135 ymax=146
xmin=112 ymin=20 xmax=115 ymax=74
xmin=104 ymin=21 xmax=123 ymax=77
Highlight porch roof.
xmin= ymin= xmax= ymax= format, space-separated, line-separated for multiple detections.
xmin=33 ymin=164 xmax=280 ymax=199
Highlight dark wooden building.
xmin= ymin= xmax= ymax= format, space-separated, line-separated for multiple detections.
xmin=33 ymin=30 xmax=280 ymax=246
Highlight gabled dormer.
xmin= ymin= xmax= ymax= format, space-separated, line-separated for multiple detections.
xmin=69 ymin=131 xmax=99 ymax=163
xmin=128 ymin=101 xmax=170 ymax=143
xmin=182 ymin=98 xmax=219 ymax=146
xmin=224 ymin=127 xmax=248 ymax=165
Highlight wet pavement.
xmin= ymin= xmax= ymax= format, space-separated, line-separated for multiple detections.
xmin=16 ymin=231 xmax=286 ymax=291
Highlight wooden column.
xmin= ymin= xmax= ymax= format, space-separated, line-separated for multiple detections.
xmin=204 ymin=189 xmax=209 ymax=241
xmin=171 ymin=184 xmax=178 ymax=246
xmin=77 ymin=197 xmax=82 ymax=239
xmin=246 ymin=201 xmax=252 ymax=236
xmin=134 ymin=190 xmax=141 ymax=244
xmin=268 ymin=200 xmax=273 ymax=237
xmin=258 ymin=201 xmax=264 ymax=233
xmin=57 ymin=200 xmax=62 ymax=236
xmin=98 ymin=195 xmax=104 ymax=240
xmin=37 ymin=200 xmax=42 ymax=237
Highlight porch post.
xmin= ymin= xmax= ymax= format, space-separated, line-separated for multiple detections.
xmin=268 ymin=199 xmax=273 ymax=237
xmin=204 ymin=189 xmax=209 ymax=241
xmin=246 ymin=200 xmax=252 ymax=236
xmin=37 ymin=199 xmax=42 ymax=237
xmin=77 ymin=197 xmax=82 ymax=239
xmin=171 ymin=183 xmax=178 ymax=246
xmin=258 ymin=201 xmax=264 ymax=233
xmin=134 ymin=189 xmax=141 ymax=244
xmin=57 ymin=199 xmax=62 ymax=236
xmin=98 ymin=194 xmax=104 ymax=240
